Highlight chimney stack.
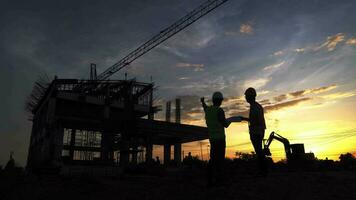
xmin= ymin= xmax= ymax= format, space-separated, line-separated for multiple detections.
xmin=166 ymin=101 xmax=171 ymax=122
xmin=175 ymin=98 xmax=181 ymax=123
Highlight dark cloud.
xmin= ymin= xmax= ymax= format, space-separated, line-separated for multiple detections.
xmin=309 ymin=84 xmax=337 ymax=94
xmin=272 ymin=84 xmax=338 ymax=103
xmin=259 ymin=99 xmax=271 ymax=105
xmin=273 ymin=94 xmax=288 ymax=102
xmin=265 ymin=98 xmax=312 ymax=113
xmin=289 ymin=90 xmax=306 ymax=98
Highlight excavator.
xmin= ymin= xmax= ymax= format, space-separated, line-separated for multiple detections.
xmin=263 ymin=132 xmax=313 ymax=163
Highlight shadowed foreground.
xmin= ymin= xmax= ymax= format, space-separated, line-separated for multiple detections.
xmin=1 ymin=168 xmax=356 ymax=200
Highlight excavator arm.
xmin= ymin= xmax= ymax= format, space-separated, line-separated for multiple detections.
xmin=263 ymin=132 xmax=291 ymax=160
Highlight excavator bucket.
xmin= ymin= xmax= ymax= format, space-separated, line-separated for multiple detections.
xmin=264 ymin=147 xmax=272 ymax=156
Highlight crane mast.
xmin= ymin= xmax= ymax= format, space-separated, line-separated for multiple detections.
xmin=96 ymin=0 xmax=229 ymax=80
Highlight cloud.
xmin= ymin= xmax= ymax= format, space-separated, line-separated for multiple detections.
xmin=224 ymin=96 xmax=245 ymax=104
xmin=292 ymin=34 xmax=356 ymax=54
xmin=263 ymin=61 xmax=285 ymax=70
xmin=178 ymin=77 xmax=190 ymax=80
xmin=223 ymin=97 xmax=313 ymax=117
xmin=259 ymin=99 xmax=271 ymax=105
xmin=274 ymin=84 xmax=338 ymax=101
xmin=346 ymin=38 xmax=356 ymax=45
xmin=264 ymin=98 xmax=312 ymax=113
xmin=294 ymin=48 xmax=305 ymax=53
xmin=164 ymin=20 xmax=217 ymax=50
xmin=196 ymin=34 xmax=215 ymax=47
xmin=273 ymin=94 xmax=288 ymax=102
xmin=257 ymin=84 xmax=340 ymax=115
xmin=176 ymin=63 xmax=204 ymax=71
xmin=321 ymin=92 xmax=356 ymax=100
xmin=273 ymin=51 xmax=284 ymax=56
xmin=226 ymin=21 xmax=255 ymax=36
xmin=157 ymin=84 xmax=339 ymax=125
xmin=244 ymin=78 xmax=270 ymax=89
xmin=258 ymin=90 xmax=270 ymax=95
xmin=177 ymin=85 xmax=340 ymax=124
xmin=288 ymin=90 xmax=306 ymax=98
xmin=224 ymin=31 xmax=239 ymax=36
xmin=159 ymin=45 xmax=188 ymax=58
xmin=308 ymin=84 xmax=338 ymax=94
xmin=240 ymin=23 xmax=253 ymax=34
xmin=315 ymin=33 xmax=345 ymax=51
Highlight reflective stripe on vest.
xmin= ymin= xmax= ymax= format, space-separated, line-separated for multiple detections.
xmin=205 ymin=105 xmax=225 ymax=140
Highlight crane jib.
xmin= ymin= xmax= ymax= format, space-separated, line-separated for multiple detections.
xmin=96 ymin=0 xmax=229 ymax=80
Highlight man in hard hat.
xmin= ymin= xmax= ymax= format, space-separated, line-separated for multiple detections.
xmin=201 ymin=92 xmax=231 ymax=186
xmin=240 ymin=87 xmax=268 ymax=176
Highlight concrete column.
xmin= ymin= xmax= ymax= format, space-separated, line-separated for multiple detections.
xmin=164 ymin=144 xmax=171 ymax=165
xmin=47 ymin=97 xmax=63 ymax=167
xmin=51 ymin=124 xmax=64 ymax=167
xmin=104 ymin=105 xmax=110 ymax=119
xmin=132 ymin=146 xmax=138 ymax=164
xmin=175 ymin=98 xmax=181 ymax=123
xmin=69 ymin=129 xmax=76 ymax=160
xmin=101 ymin=132 xmax=111 ymax=161
xmin=148 ymin=90 xmax=154 ymax=120
xmin=90 ymin=63 xmax=97 ymax=80
xmin=120 ymin=141 xmax=130 ymax=166
xmin=174 ymin=143 xmax=182 ymax=164
xmin=166 ymin=101 xmax=171 ymax=122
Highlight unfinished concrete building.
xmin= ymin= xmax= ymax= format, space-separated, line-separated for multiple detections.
xmin=26 ymin=78 xmax=208 ymax=172
xmin=25 ymin=0 xmax=234 ymax=173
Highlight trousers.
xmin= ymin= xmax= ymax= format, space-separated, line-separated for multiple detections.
xmin=250 ymin=129 xmax=268 ymax=174
xmin=208 ymin=138 xmax=226 ymax=184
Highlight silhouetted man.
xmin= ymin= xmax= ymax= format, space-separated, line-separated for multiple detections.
xmin=4 ymin=152 xmax=15 ymax=171
xmin=156 ymin=156 xmax=161 ymax=165
xmin=241 ymin=88 xmax=268 ymax=176
xmin=201 ymin=92 xmax=231 ymax=186
xmin=185 ymin=152 xmax=193 ymax=168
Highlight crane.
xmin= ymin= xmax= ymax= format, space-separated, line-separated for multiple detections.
xmin=96 ymin=0 xmax=229 ymax=80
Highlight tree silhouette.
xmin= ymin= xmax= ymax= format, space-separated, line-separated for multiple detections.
xmin=339 ymin=153 xmax=356 ymax=170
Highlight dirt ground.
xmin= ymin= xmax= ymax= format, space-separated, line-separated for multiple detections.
xmin=1 ymin=169 xmax=356 ymax=200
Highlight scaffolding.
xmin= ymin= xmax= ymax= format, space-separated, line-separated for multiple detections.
xmin=26 ymin=79 xmax=208 ymax=172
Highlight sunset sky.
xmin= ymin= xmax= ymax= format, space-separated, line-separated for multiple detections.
xmin=1 ymin=0 xmax=356 ymax=166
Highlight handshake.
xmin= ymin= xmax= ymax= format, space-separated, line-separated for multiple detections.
xmin=226 ymin=116 xmax=246 ymax=123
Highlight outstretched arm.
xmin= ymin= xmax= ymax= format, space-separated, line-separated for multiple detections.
xmin=240 ymin=116 xmax=249 ymax=122
xmin=227 ymin=116 xmax=243 ymax=122
xmin=218 ymin=108 xmax=231 ymax=128
xmin=201 ymin=97 xmax=207 ymax=111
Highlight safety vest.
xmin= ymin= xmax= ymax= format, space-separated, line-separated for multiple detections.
xmin=205 ymin=105 xmax=225 ymax=140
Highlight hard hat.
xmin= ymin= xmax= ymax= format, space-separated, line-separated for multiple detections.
xmin=245 ymin=87 xmax=257 ymax=97
xmin=212 ymin=91 xmax=224 ymax=100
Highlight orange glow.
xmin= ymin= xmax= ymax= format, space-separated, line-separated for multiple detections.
xmin=177 ymin=91 xmax=356 ymax=162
